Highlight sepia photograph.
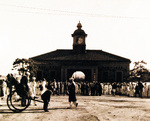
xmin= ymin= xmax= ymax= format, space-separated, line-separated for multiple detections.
xmin=0 ymin=0 xmax=150 ymax=121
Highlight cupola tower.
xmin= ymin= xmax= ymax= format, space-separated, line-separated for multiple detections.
xmin=72 ymin=22 xmax=87 ymax=53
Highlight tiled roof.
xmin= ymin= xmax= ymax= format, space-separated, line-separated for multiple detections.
xmin=30 ymin=49 xmax=131 ymax=62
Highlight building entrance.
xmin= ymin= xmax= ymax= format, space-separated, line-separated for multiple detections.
xmin=67 ymin=69 xmax=91 ymax=82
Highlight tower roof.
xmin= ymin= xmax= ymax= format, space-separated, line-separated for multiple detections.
xmin=72 ymin=22 xmax=87 ymax=37
xmin=77 ymin=21 xmax=82 ymax=29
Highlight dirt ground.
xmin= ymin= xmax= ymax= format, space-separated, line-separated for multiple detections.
xmin=1 ymin=95 xmax=150 ymax=121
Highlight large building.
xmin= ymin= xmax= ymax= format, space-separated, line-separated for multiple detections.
xmin=30 ymin=22 xmax=131 ymax=82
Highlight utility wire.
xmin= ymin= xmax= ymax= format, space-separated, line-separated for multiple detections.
xmin=0 ymin=3 xmax=149 ymax=20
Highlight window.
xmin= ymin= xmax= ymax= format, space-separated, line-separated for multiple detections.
xmin=116 ymin=72 xmax=123 ymax=82
xmin=37 ymin=71 xmax=43 ymax=80
xmin=103 ymin=72 xmax=109 ymax=82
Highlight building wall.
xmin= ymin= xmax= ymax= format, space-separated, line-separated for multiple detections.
xmin=35 ymin=60 xmax=130 ymax=82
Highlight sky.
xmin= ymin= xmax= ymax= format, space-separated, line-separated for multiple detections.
xmin=0 ymin=0 xmax=150 ymax=76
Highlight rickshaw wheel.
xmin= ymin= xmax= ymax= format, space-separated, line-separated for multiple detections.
xmin=7 ymin=94 xmax=20 ymax=113
xmin=7 ymin=90 xmax=31 ymax=112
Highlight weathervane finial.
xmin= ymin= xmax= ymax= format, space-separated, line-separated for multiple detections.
xmin=77 ymin=21 xmax=82 ymax=29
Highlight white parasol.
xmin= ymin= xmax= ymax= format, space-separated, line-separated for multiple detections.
xmin=71 ymin=71 xmax=85 ymax=80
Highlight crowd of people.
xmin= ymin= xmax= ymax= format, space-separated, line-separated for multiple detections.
xmin=1 ymin=74 xmax=150 ymax=107
xmin=0 ymin=74 xmax=79 ymax=112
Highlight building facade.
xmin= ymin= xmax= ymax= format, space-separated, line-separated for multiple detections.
xmin=30 ymin=22 xmax=131 ymax=82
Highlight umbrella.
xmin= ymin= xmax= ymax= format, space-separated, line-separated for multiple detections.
xmin=71 ymin=71 xmax=85 ymax=80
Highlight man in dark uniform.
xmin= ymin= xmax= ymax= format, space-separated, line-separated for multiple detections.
xmin=20 ymin=74 xmax=29 ymax=91
xmin=138 ymin=81 xmax=144 ymax=97
xmin=0 ymin=79 xmax=4 ymax=106
xmin=20 ymin=74 xmax=29 ymax=106
xmin=86 ymin=82 xmax=90 ymax=96
xmin=91 ymin=82 xmax=95 ymax=96
xmin=112 ymin=82 xmax=117 ymax=96
xmin=41 ymin=84 xmax=53 ymax=112
xmin=6 ymin=74 xmax=13 ymax=94
xmin=68 ymin=78 xmax=78 ymax=108
xmin=81 ymin=82 xmax=84 ymax=95
xmin=97 ymin=82 xmax=102 ymax=96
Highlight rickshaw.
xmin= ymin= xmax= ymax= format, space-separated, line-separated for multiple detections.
xmin=7 ymin=77 xmax=43 ymax=113
xmin=7 ymin=88 xmax=44 ymax=113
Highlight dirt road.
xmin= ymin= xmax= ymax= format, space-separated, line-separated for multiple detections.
xmin=1 ymin=95 xmax=150 ymax=121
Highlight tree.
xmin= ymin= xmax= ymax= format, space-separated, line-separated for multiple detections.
xmin=12 ymin=58 xmax=38 ymax=78
xmin=28 ymin=59 xmax=39 ymax=78
xmin=129 ymin=60 xmax=150 ymax=82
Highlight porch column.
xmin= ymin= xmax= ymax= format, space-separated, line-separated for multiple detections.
xmin=61 ymin=67 xmax=64 ymax=81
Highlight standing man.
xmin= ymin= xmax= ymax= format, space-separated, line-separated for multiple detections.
xmin=112 ymin=82 xmax=117 ymax=96
xmin=68 ymin=78 xmax=78 ymax=108
xmin=98 ymin=82 xmax=102 ymax=96
xmin=41 ymin=78 xmax=47 ymax=94
xmin=20 ymin=73 xmax=29 ymax=106
xmin=53 ymin=79 xmax=57 ymax=95
xmin=0 ymin=79 xmax=4 ymax=106
xmin=20 ymin=74 xmax=29 ymax=92
xmin=138 ymin=81 xmax=144 ymax=97
xmin=29 ymin=77 xmax=37 ymax=106
xmin=30 ymin=77 xmax=37 ymax=97
xmin=41 ymin=84 xmax=53 ymax=112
